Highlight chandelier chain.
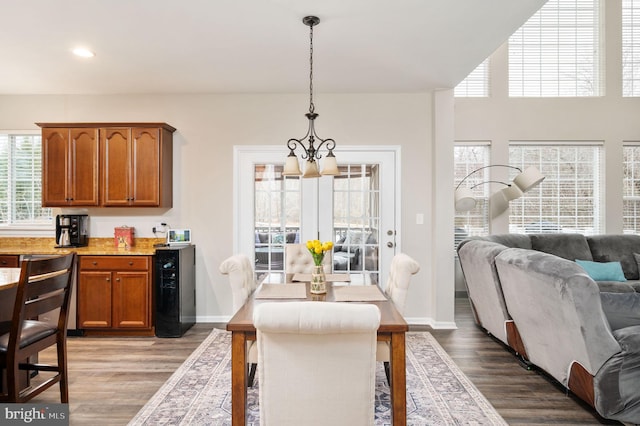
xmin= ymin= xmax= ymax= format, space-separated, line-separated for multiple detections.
xmin=309 ymin=22 xmax=315 ymax=114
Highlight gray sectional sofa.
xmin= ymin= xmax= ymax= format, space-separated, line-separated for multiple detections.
xmin=457 ymin=233 xmax=640 ymax=424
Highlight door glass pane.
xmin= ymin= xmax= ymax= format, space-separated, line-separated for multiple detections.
xmin=254 ymin=165 xmax=300 ymax=276
xmin=333 ymin=164 xmax=380 ymax=283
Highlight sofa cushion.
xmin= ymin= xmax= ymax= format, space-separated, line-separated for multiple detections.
xmin=484 ymin=234 xmax=533 ymax=249
xmin=530 ymin=233 xmax=592 ymax=261
xmin=596 ymin=281 xmax=637 ymax=293
xmin=600 ymin=292 xmax=640 ymax=331
xmin=576 ymin=260 xmax=627 ymax=282
xmin=588 ymin=235 xmax=640 ymax=280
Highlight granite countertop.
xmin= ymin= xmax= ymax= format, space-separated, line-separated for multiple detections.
xmin=0 ymin=237 xmax=165 ymax=256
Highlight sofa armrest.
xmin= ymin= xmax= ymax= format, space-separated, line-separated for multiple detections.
xmin=592 ymin=325 xmax=640 ymax=423
xmin=495 ymin=248 xmax=621 ymax=386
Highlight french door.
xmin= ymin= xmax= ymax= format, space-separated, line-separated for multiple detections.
xmin=235 ymin=146 xmax=399 ymax=285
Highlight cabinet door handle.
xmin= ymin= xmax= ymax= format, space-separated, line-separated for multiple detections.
xmin=129 ymin=261 xmax=134 ymax=266
xmin=106 ymin=277 xmax=110 ymax=282
xmin=92 ymin=261 xmax=98 ymax=265
xmin=116 ymin=278 xmax=120 ymax=282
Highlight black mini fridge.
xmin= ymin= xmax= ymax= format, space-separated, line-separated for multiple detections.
xmin=155 ymin=245 xmax=196 ymax=337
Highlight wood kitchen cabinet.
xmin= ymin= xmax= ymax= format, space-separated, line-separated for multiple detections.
xmin=101 ymin=126 xmax=173 ymax=207
xmin=37 ymin=122 xmax=175 ymax=208
xmin=41 ymin=127 xmax=99 ymax=206
xmin=78 ymin=255 xmax=153 ymax=335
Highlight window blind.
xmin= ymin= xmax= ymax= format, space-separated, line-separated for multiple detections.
xmin=454 ymin=59 xmax=490 ymax=97
xmin=623 ymin=0 xmax=640 ymax=96
xmin=454 ymin=144 xmax=490 ymax=252
xmin=508 ymin=143 xmax=603 ymax=235
xmin=0 ymin=134 xmax=51 ymax=226
xmin=509 ymin=0 xmax=602 ymax=97
xmin=623 ymin=144 xmax=640 ymax=233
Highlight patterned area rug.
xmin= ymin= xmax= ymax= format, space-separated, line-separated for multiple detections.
xmin=129 ymin=329 xmax=506 ymax=425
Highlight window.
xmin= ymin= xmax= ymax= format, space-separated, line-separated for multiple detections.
xmin=623 ymin=0 xmax=640 ymax=96
xmin=509 ymin=143 xmax=603 ymax=234
xmin=623 ymin=144 xmax=640 ymax=233
xmin=454 ymin=143 xmax=490 ymax=251
xmin=0 ymin=133 xmax=52 ymax=226
xmin=455 ymin=59 xmax=490 ymax=97
xmin=509 ymin=0 xmax=602 ymax=97
xmin=254 ymin=164 xmax=300 ymax=274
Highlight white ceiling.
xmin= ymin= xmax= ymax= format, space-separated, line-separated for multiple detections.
xmin=0 ymin=0 xmax=546 ymax=95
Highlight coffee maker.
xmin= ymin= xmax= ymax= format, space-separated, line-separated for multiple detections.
xmin=55 ymin=214 xmax=89 ymax=247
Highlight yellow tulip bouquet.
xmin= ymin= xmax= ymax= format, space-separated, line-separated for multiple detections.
xmin=306 ymin=239 xmax=334 ymax=266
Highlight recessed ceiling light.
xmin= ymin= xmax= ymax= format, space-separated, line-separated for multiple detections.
xmin=72 ymin=47 xmax=95 ymax=58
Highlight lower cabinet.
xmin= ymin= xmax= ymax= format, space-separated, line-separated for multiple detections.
xmin=78 ymin=255 xmax=153 ymax=335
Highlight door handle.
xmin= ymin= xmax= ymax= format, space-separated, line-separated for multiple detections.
xmin=387 ymin=242 xmax=394 ymax=248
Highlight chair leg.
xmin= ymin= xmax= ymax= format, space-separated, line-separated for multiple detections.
xmin=57 ymin=338 xmax=69 ymax=403
xmin=247 ymin=363 xmax=257 ymax=387
xmin=384 ymin=361 xmax=390 ymax=386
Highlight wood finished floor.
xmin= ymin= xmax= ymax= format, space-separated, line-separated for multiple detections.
xmin=31 ymin=297 xmax=620 ymax=425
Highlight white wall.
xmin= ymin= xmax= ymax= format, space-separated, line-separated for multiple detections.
xmin=0 ymin=92 xmax=456 ymax=327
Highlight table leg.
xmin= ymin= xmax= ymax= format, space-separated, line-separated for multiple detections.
xmin=231 ymin=331 xmax=247 ymax=426
xmin=390 ymin=331 xmax=406 ymax=425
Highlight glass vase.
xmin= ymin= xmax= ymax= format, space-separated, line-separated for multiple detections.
xmin=310 ymin=265 xmax=327 ymax=294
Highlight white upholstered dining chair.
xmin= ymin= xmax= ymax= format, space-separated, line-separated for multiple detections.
xmin=254 ymin=301 xmax=380 ymax=426
xmin=376 ymin=253 xmax=420 ymax=383
xmin=285 ymin=243 xmax=332 ymax=274
xmin=219 ymin=254 xmax=259 ymax=386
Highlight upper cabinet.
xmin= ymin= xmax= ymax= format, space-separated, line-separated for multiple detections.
xmin=41 ymin=127 xmax=99 ymax=207
xmin=37 ymin=123 xmax=175 ymax=208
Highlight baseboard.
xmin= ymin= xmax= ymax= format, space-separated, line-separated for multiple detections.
xmin=198 ymin=315 xmax=232 ymax=323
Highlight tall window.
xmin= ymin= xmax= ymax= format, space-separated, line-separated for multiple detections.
xmin=509 ymin=0 xmax=602 ymax=97
xmin=454 ymin=143 xmax=490 ymax=251
xmin=0 ymin=134 xmax=52 ymax=226
xmin=623 ymin=144 xmax=640 ymax=233
xmin=623 ymin=0 xmax=640 ymax=96
xmin=509 ymin=143 xmax=603 ymax=234
xmin=454 ymin=59 xmax=490 ymax=97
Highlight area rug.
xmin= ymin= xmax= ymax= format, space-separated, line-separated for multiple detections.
xmin=129 ymin=329 xmax=507 ymax=425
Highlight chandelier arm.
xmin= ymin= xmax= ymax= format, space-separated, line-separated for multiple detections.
xmin=312 ymin=138 xmax=335 ymax=159
xmin=455 ymin=164 xmax=523 ymax=190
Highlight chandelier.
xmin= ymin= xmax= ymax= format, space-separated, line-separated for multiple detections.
xmin=282 ymin=16 xmax=339 ymax=178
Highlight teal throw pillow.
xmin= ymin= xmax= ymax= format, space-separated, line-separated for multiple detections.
xmin=575 ymin=259 xmax=627 ymax=282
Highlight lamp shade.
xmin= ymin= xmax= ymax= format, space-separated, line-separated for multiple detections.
xmin=513 ymin=166 xmax=545 ymax=193
xmin=454 ymin=188 xmax=477 ymax=212
xmin=502 ymin=184 xmax=523 ymax=201
xmin=302 ymin=159 xmax=321 ymax=178
xmin=282 ymin=155 xmax=302 ymax=176
xmin=320 ymin=153 xmax=339 ymax=176
xmin=490 ymin=189 xmax=510 ymax=219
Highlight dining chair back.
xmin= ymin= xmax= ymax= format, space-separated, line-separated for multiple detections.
xmin=0 ymin=252 xmax=76 ymax=403
xmin=377 ymin=252 xmax=420 ymax=383
xmin=219 ymin=253 xmax=259 ymax=386
xmin=254 ymin=301 xmax=380 ymax=426
xmin=219 ymin=254 xmax=257 ymax=313
xmin=384 ymin=252 xmax=421 ymax=315
xmin=285 ymin=243 xmax=331 ymax=274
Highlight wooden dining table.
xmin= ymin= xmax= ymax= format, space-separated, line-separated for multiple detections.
xmin=0 ymin=268 xmax=20 ymax=321
xmin=226 ymin=273 xmax=409 ymax=425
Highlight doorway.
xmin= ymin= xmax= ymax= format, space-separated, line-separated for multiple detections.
xmin=235 ymin=146 xmax=399 ymax=285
